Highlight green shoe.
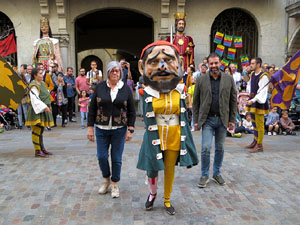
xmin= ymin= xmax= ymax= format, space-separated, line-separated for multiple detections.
xmin=233 ymin=133 xmax=242 ymax=138
xmin=0 ymin=129 xmax=3 ymax=133
xmin=212 ymin=174 xmax=226 ymax=186
xmin=198 ymin=175 xmax=209 ymax=188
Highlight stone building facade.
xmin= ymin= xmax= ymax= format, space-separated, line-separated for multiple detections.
xmin=0 ymin=0 xmax=299 ymax=79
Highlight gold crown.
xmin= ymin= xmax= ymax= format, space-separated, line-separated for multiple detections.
xmin=40 ymin=17 xmax=49 ymax=27
xmin=174 ymin=13 xmax=186 ymax=20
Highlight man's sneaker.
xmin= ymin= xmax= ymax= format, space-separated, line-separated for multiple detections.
xmin=98 ymin=180 xmax=111 ymax=194
xmin=212 ymin=174 xmax=226 ymax=186
xmin=283 ymin=131 xmax=287 ymax=136
xmin=268 ymin=131 xmax=272 ymax=136
xmin=111 ymin=183 xmax=120 ymax=198
xmin=198 ymin=175 xmax=209 ymax=188
xmin=273 ymin=131 xmax=277 ymax=136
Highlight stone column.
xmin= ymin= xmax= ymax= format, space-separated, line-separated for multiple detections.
xmin=53 ymin=33 xmax=70 ymax=71
xmin=158 ymin=0 xmax=170 ymax=40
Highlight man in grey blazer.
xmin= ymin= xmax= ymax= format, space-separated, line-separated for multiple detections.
xmin=193 ymin=52 xmax=237 ymax=188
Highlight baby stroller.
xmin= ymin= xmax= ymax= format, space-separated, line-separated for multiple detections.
xmin=289 ymin=97 xmax=300 ymax=130
xmin=0 ymin=105 xmax=18 ymax=131
xmin=237 ymin=92 xmax=250 ymax=118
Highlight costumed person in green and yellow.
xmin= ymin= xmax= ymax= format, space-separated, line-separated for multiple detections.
xmin=25 ymin=68 xmax=54 ymax=158
xmin=137 ymin=41 xmax=198 ymax=215
xmin=32 ymin=18 xmax=63 ymax=72
xmin=245 ymin=57 xmax=269 ymax=153
xmin=167 ymin=13 xmax=195 ymax=72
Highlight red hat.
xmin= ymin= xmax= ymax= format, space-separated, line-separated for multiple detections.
xmin=140 ymin=40 xmax=180 ymax=59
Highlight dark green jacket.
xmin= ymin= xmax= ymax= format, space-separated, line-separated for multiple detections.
xmin=137 ymin=84 xmax=199 ymax=172
xmin=193 ymin=72 xmax=237 ymax=128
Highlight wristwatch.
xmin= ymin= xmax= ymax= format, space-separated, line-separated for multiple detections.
xmin=128 ymin=129 xmax=134 ymax=133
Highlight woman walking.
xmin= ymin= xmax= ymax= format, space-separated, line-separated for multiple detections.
xmin=87 ymin=61 xmax=136 ymax=198
xmin=25 ymin=68 xmax=54 ymax=157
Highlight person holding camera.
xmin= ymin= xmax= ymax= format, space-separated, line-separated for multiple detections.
xmin=86 ymin=60 xmax=103 ymax=86
xmin=120 ymin=58 xmax=131 ymax=83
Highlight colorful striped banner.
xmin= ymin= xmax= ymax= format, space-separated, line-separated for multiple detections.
xmin=215 ymin=44 xmax=225 ymax=57
xmin=227 ymin=48 xmax=236 ymax=60
xmin=214 ymin=32 xmax=224 ymax=45
xmin=223 ymin=34 xmax=233 ymax=47
xmin=234 ymin=36 xmax=243 ymax=48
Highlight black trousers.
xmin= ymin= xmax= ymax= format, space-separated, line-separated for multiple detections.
xmin=52 ymin=103 xmax=67 ymax=126
xmin=67 ymin=97 xmax=75 ymax=120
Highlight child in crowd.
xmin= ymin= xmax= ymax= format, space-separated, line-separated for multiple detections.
xmin=127 ymin=73 xmax=134 ymax=93
xmin=265 ymin=106 xmax=280 ymax=135
xmin=188 ymin=76 xmax=195 ymax=131
xmin=89 ymin=85 xmax=95 ymax=101
xmin=280 ymin=111 xmax=296 ymax=135
xmin=78 ymin=90 xmax=89 ymax=129
xmin=48 ymin=54 xmax=57 ymax=71
xmin=242 ymin=112 xmax=254 ymax=134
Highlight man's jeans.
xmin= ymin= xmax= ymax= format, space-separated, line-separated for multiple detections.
xmin=17 ymin=103 xmax=28 ymax=127
xmin=201 ymin=117 xmax=226 ymax=177
xmin=95 ymin=126 xmax=127 ymax=182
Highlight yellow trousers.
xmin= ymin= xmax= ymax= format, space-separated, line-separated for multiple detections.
xmin=250 ymin=113 xmax=264 ymax=145
xmin=164 ymin=150 xmax=179 ymax=206
xmin=32 ymin=125 xmax=44 ymax=151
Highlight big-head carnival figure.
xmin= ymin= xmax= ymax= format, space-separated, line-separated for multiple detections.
xmin=32 ymin=18 xmax=63 ymax=72
xmin=137 ymin=41 xmax=198 ymax=215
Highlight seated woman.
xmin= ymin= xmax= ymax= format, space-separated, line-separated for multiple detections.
xmin=280 ymin=110 xmax=296 ymax=135
xmin=265 ymin=106 xmax=280 ymax=136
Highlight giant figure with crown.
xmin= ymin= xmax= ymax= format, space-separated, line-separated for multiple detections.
xmin=137 ymin=40 xmax=198 ymax=215
xmin=32 ymin=18 xmax=63 ymax=72
xmin=167 ymin=13 xmax=195 ymax=71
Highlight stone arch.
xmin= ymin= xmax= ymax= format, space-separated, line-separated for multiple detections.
xmin=288 ymin=25 xmax=300 ymax=57
xmin=74 ymin=7 xmax=154 ymax=80
xmin=0 ymin=11 xmax=17 ymax=66
xmin=80 ymin=55 xmax=103 ymax=74
xmin=210 ymin=8 xmax=259 ymax=70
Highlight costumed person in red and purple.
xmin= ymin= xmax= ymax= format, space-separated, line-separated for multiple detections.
xmin=137 ymin=41 xmax=198 ymax=215
xmin=167 ymin=13 xmax=195 ymax=72
xmin=245 ymin=58 xmax=269 ymax=153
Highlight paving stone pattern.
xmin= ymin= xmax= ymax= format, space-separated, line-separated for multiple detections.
xmin=0 ymin=117 xmax=299 ymax=225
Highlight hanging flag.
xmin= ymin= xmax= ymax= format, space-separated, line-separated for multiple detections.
xmin=220 ymin=58 xmax=230 ymax=71
xmin=241 ymin=55 xmax=249 ymax=67
xmin=0 ymin=33 xmax=17 ymax=57
xmin=215 ymin=45 xmax=225 ymax=57
xmin=0 ymin=55 xmax=26 ymax=110
xmin=223 ymin=34 xmax=233 ymax=47
xmin=213 ymin=32 xmax=224 ymax=45
xmin=234 ymin=36 xmax=243 ymax=48
xmin=270 ymin=49 xmax=300 ymax=110
xmin=227 ymin=48 xmax=236 ymax=60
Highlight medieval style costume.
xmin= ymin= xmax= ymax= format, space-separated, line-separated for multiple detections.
xmin=137 ymin=41 xmax=198 ymax=215
xmin=245 ymin=71 xmax=269 ymax=152
xmin=25 ymin=80 xmax=54 ymax=157
xmin=166 ymin=13 xmax=195 ymax=71
xmin=32 ymin=18 xmax=63 ymax=72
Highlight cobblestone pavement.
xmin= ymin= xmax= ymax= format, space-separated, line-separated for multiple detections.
xmin=0 ymin=116 xmax=299 ymax=225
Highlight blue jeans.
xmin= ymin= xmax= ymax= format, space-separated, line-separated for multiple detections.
xmin=95 ymin=126 xmax=127 ymax=182
xmin=245 ymin=128 xmax=254 ymax=134
xmin=80 ymin=111 xmax=88 ymax=127
xmin=201 ymin=117 xmax=226 ymax=177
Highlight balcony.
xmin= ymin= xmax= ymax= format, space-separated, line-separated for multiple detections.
xmin=286 ymin=0 xmax=300 ymax=17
